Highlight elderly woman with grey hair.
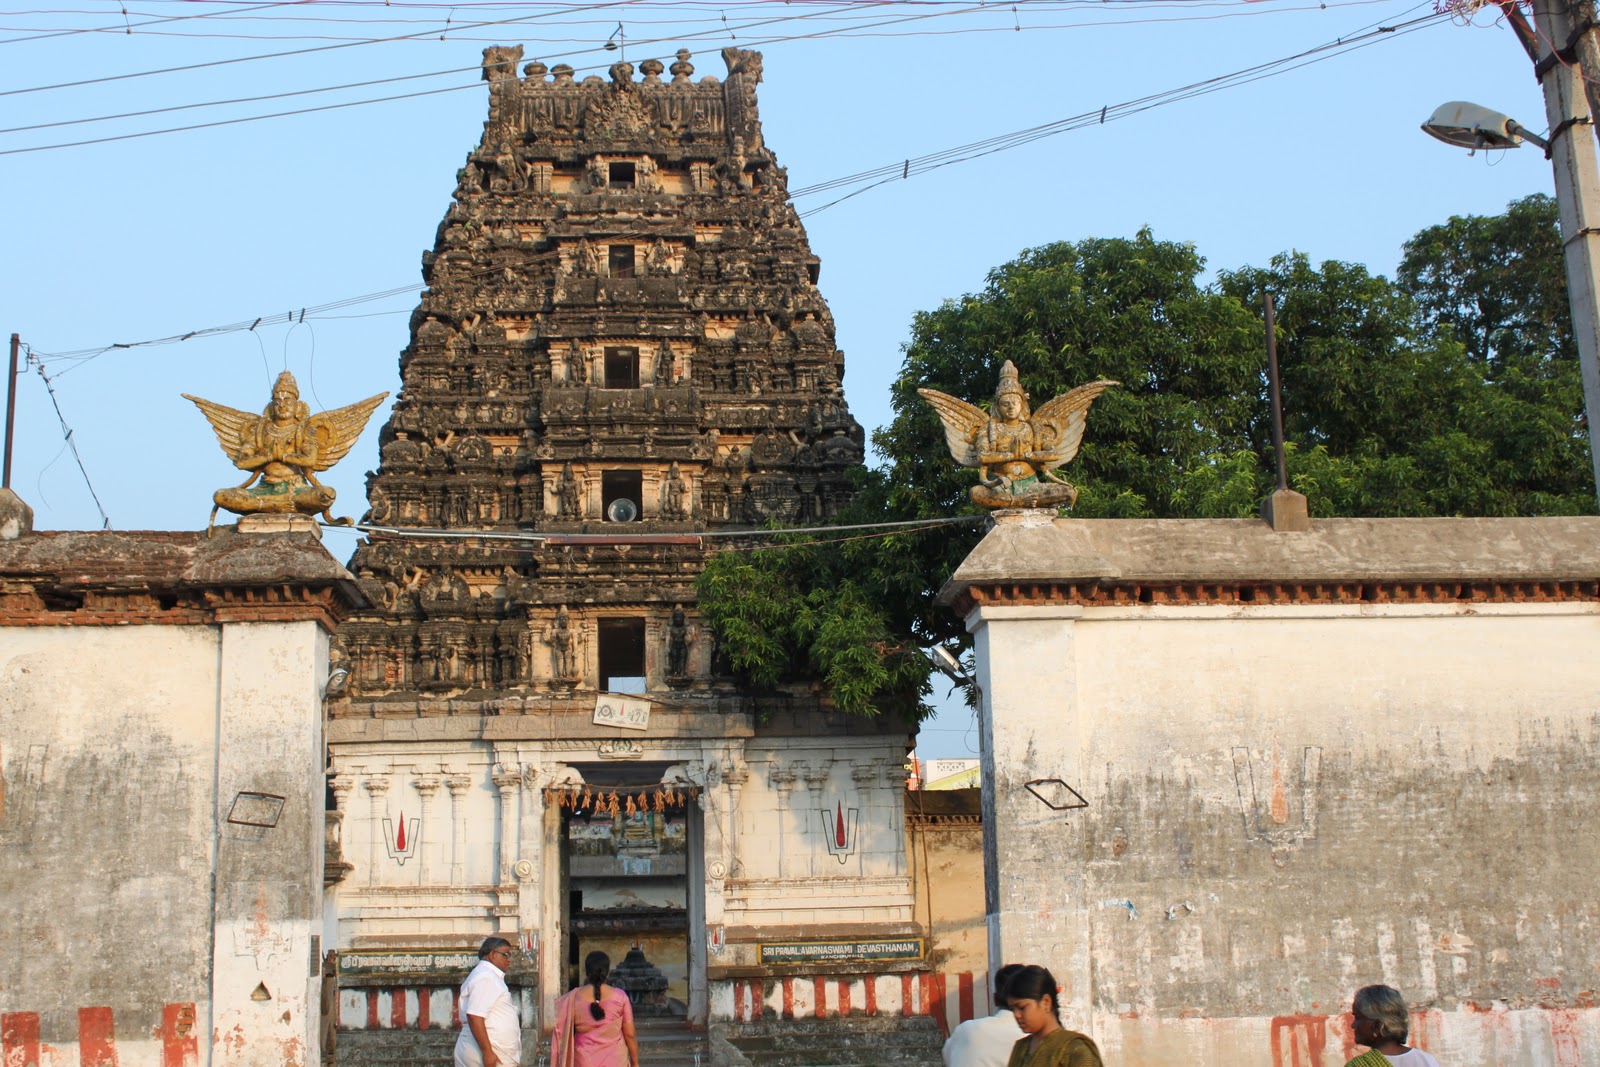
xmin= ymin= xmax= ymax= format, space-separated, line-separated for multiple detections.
xmin=1346 ymin=985 xmax=1440 ymax=1067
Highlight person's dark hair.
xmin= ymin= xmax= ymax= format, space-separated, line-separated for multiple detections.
xmin=584 ymin=951 xmax=611 ymax=1021
xmin=478 ymin=937 xmax=512 ymax=960
xmin=1354 ymin=984 xmax=1409 ymax=1043
xmin=1004 ymin=965 xmax=1061 ymax=1020
xmin=993 ymin=963 xmax=1026 ymax=1007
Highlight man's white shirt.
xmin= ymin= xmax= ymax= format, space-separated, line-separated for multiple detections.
xmin=942 ymin=1010 xmax=1024 ymax=1067
xmin=454 ymin=959 xmax=522 ymax=1067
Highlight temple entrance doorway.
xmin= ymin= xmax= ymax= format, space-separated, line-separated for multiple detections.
xmin=555 ymin=765 xmax=699 ymax=1020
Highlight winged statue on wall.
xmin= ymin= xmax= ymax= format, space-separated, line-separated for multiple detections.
xmin=185 ymin=371 xmax=388 ymax=526
xmin=918 ymin=360 xmax=1117 ymax=510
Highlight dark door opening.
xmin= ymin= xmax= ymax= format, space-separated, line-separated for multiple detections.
xmin=604 ymin=347 xmax=640 ymax=389
xmin=609 ymin=244 xmax=636 ymax=278
xmin=560 ymin=770 xmax=694 ymax=1018
xmin=597 ymin=617 xmax=646 ymax=693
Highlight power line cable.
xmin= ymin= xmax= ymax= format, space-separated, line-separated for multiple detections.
xmin=0 ymin=61 xmax=481 ymax=134
xmin=792 ymin=8 xmax=1445 ymax=207
xmin=22 ymin=344 xmax=111 ymax=528
xmin=0 ymin=0 xmax=1387 ymax=39
xmin=0 ymin=0 xmax=969 ymax=147
xmin=0 ymin=0 xmax=916 ymax=134
xmin=0 ymin=0 xmax=648 ymax=94
xmin=0 ymin=0 xmax=1415 ymax=148
xmin=0 ymin=0 xmax=1102 ymax=154
xmin=24 ymin=7 xmax=1442 ymax=362
xmin=0 ymin=0 xmax=298 ymax=44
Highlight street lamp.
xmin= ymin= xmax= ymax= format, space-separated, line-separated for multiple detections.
xmin=1422 ymin=100 xmax=1549 ymax=151
xmin=1424 ymin=92 xmax=1600 ymax=502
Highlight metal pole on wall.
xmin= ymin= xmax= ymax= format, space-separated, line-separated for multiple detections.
xmin=1263 ymin=294 xmax=1289 ymax=493
xmin=3 ymin=333 xmax=18 ymax=490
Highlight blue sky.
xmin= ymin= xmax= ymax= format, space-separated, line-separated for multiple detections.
xmin=0 ymin=0 xmax=1557 ymax=754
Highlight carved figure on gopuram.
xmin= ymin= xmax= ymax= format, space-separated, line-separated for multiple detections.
xmin=185 ymin=371 xmax=386 ymax=526
xmin=565 ymin=340 xmax=588 ymax=385
xmin=919 ymin=360 xmax=1117 ymax=509
xmin=661 ymin=461 xmax=689 ymax=520
xmin=666 ymin=604 xmax=693 ymax=678
xmin=555 ymin=461 xmax=582 ymax=519
xmin=543 ymin=604 xmax=580 ymax=684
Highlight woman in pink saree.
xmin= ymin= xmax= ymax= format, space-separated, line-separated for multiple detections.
xmin=551 ymin=952 xmax=639 ymax=1067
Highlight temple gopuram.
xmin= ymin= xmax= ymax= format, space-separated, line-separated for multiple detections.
xmin=325 ymin=45 xmax=938 ymax=1063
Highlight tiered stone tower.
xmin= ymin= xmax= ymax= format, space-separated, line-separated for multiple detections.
xmin=342 ymin=45 xmax=864 ymax=702
xmin=325 ymin=46 xmax=933 ymax=1056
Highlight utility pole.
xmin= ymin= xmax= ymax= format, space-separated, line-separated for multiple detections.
xmin=3 ymin=333 xmax=18 ymax=490
xmin=1500 ymin=0 xmax=1600 ymax=496
xmin=1565 ymin=0 xmax=1600 ymax=150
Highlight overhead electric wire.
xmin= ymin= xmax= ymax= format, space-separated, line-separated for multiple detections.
xmin=0 ymin=0 xmax=649 ymax=94
xmin=25 ymin=5 xmax=1441 ymax=364
xmin=0 ymin=0 xmax=908 ymax=134
xmin=22 ymin=344 xmax=112 ymax=528
xmin=0 ymin=0 xmax=1391 ymax=40
xmin=0 ymin=0 xmax=1039 ymax=93
xmin=0 ymin=61 xmax=481 ymax=134
xmin=0 ymin=0 xmax=1090 ymax=152
xmin=1 ymin=0 xmax=299 ymax=44
xmin=793 ymin=7 xmax=1446 ymax=214
xmin=0 ymin=0 xmax=1417 ymax=145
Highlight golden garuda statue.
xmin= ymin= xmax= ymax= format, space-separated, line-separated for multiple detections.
xmin=185 ymin=371 xmax=388 ymax=525
xmin=918 ymin=360 xmax=1117 ymax=510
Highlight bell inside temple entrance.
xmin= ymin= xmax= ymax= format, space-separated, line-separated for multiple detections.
xmin=554 ymin=766 xmax=699 ymax=1018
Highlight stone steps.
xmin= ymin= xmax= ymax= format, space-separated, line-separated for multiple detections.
xmin=636 ymin=1016 xmax=710 ymax=1067
xmin=334 ymin=1015 xmax=940 ymax=1067
xmin=713 ymin=1016 xmax=944 ymax=1067
xmin=334 ymin=1015 xmax=710 ymax=1067
xmin=333 ymin=1028 xmax=458 ymax=1067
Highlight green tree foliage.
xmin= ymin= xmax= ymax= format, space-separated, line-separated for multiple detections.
xmin=1397 ymin=193 xmax=1591 ymax=513
xmin=698 ymin=197 xmax=1595 ymax=721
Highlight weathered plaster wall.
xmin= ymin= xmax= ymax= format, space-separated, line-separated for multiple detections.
xmin=1 ymin=626 xmax=218 ymax=1065
xmin=940 ymin=518 xmax=1600 ymax=1067
xmin=0 ymin=619 xmax=330 ymax=1067
xmin=951 ymin=516 xmax=1600 ymax=1067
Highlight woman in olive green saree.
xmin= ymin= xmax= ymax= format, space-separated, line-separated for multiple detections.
xmin=1346 ymin=985 xmax=1439 ymax=1067
xmin=1001 ymin=965 xmax=1103 ymax=1067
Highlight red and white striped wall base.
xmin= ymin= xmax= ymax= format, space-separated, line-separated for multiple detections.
xmin=714 ymin=972 xmax=989 ymax=1035
xmin=337 ymin=987 xmax=460 ymax=1031
xmin=1 ymin=1004 xmax=200 ymax=1067
xmin=333 ymin=973 xmax=989 ymax=1037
